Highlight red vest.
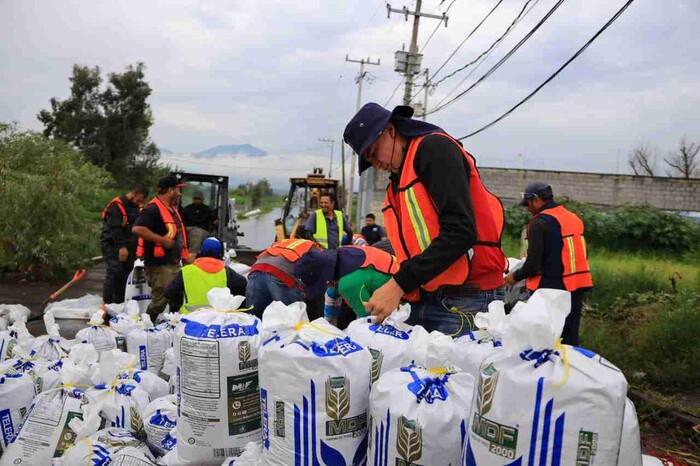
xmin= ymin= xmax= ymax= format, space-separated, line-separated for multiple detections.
xmin=526 ymin=205 xmax=593 ymax=292
xmin=102 ymin=196 xmax=127 ymax=227
xmin=259 ymin=239 xmax=320 ymax=262
xmin=382 ymin=133 xmax=506 ymax=295
xmin=347 ymin=245 xmax=399 ymax=275
xmin=136 ymin=197 xmax=189 ymax=260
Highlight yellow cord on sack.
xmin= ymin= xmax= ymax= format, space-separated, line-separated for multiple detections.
xmin=293 ymin=321 xmax=341 ymax=338
xmin=447 ymin=306 xmax=475 ymax=338
xmin=219 ymin=305 xmax=254 ymax=314
xmin=427 ymin=367 xmax=450 ymax=375
xmin=551 ymin=339 xmax=570 ymax=387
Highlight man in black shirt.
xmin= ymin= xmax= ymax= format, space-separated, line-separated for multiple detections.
xmin=132 ymin=175 xmax=189 ymax=320
xmin=360 ymin=213 xmax=387 ymax=245
xmin=100 ymin=187 xmax=149 ymax=304
xmin=181 ymin=190 xmax=218 ymax=232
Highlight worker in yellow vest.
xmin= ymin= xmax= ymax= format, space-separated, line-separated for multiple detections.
xmin=304 ymin=194 xmax=353 ymax=249
xmin=164 ymin=237 xmax=247 ymax=313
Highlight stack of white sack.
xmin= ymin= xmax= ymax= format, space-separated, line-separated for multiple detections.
xmin=30 ymin=311 xmax=72 ymax=360
xmin=45 ymin=293 xmax=102 ymax=320
xmin=464 ymin=289 xmax=629 ymax=465
xmin=0 ymin=307 xmax=34 ymax=362
xmin=368 ymin=330 xmax=475 ymax=466
xmin=127 ymin=322 xmax=173 ymax=374
xmin=110 ymin=299 xmax=154 ymax=337
xmin=125 ymin=258 xmax=153 ymax=315
xmin=75 ymin=310 xmax=121 ymax=354
xmin=0 ymin=356 xmax=91 ymax=465
xmin=451 ymin=299 xmax=510 ymax=378
xmin=164 ymin=288 xmax=263 ymax=466
xmin=618 ymin=397 xmax=643 ymax=466
xmin=143 ymin=394 xmax=178 ymax=457
xmin=0 ymin=371 xmax=37 ymax=456
xmin=0 ymin=346 xmax=64 ymax=393
xmin=53 ymin=427 xmax=157 ymax=465
xmin=0 ymin=304 xmax=31 ymax=326
xmin=259 ymin=301 xmax=372 ymax=466
xmin=160 ymin=347 xmax=178 ymax=394
xmin=345 ymin=303 xmax=429 ymax=384
xmin=155 ymin=310 xmax=182 ymax=334
xmin=220 ymin=442 xmax=262 ymax=465
xmin=70 ymin=350 xmax=154 ymax=439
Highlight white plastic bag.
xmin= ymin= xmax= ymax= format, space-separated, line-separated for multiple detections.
xmin=0 ymin=346 xmax=64 ymax=393
xmin=619 ymin=398 xmax=643 ymax=466
xmin=220 ymin=442 xmax=262 ymax=465
xmin=451 ymin=300 xmax=510 ymax=378
xmin=0 ymin=304 xmax=31 ymax=324
xmin=160 ymin=347 xmax=178 ymax=394
xmin=110 ymin=300 xmax=153 ymax=336
xmin=464 ymin=289 xmax=629 ymax=465
xmin=368 ymin=331 xmax=475 ymax=466
xmin=83 ymin=378 xmax=152 ymax=436
xmin=143 ymin=394 xmax=178 ymax=457
xmin=127 ymin=325 xmax=173 ymax=374
xmin=259 ymin=301 xmax=372 ymax=466
xmin=0 ymin=372 xmax=37 ymax=455
xmin=171 ymin=288 xmax=263 ymax=465
xmin=345 ymin=304 xmax=429 ymax=384
xmin=30 ymin=311 xmax=70 ymax=360
xmin=45 ymin=294 xmax=102 ymax=320
xmin=54 ymin=428 xmax=154 ymax=465
xmin=75 ymin=310 xmax=121 ymax=353
xmin=125 ymin=258 xmax=153 ymax=315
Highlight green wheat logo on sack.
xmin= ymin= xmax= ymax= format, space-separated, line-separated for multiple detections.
xmin=238 ymin=340 xmax=257 ymax=370
xmin=325 ymin=376 xmax=367 ymax=437
xmin=396 ymin=416 xmax=423 ymax=466
xmin=369 ymin=348 xmax=384 ymax=384
xmin=472 ymin=363 xmax=519 ymax=460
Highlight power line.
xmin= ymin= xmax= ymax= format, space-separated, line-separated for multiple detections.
xmin=427 ymin=0 xmax=567 ymax=115
xmin=457 ymin=0 xmax=636 ymax=140
xmin=419 ymin=0 xmax=458 ymax=54
xmin=431 ymin=0 xmax=542 ymax=107
xmin=383 ymin=77 xmax=405 ymax=106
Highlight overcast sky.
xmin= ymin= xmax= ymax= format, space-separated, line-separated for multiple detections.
xmin=2 ymin=0 xmax=698 ymax=186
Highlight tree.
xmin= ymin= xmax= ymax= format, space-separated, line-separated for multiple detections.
xmin=38 ymin=63 xmax=163 ymax=186
xmin=628 ymin=144 xmax=657 ymax=176
xmin=0 ymin=123 xmax=110 ymax=278
xmin=664 ymin=137 xmax=698 ymax=179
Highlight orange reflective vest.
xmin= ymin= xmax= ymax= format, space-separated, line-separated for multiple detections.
xmin=526 ymin=205 xmax=593 ymax=292
xmin=258 ymin=238 xmax=320 ymax=262
xmin=382 ymin=132 xmax=506 ymax=295
xmin=102 ymin=196 xmax=128 ymax=227
xmin=348 ymin=245 xmax=399 ymax=275
xmin=136 ymin=197 xmax=189 ymax=260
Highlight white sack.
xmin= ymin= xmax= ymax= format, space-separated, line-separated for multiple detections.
xmin=0 ymin=372 xmax=37 ymax=455
xmin=127 ymin=325 xmax=173 ymax=374
xmin=83 ymin=378 xmax=151 ymax=436
xmin=345 ymin=303 xmax=429 ymax=384
xmin=125 ymin=259 xmax=153 ymax=315
xmin=619 ymin=398 xmax=643 ymax=466
xmin=221 ymin=442 xmax=262 ymax=465
xmin=45 ymin=294 xmax=102 ymax=320
xmin=259 ymin=301 xmax=372 ymax=466
xmin=171 ymin=288 xmax=263 ymax=465
xmin=75 ymin=310 xmax=120 ymax=353
xmin=110 ymin=300 xmax=153 ymax=337
xmin=30 ymin=311 xmax=70 ymax=360
xmin=143 ymin=395 xmax=178 ymax=457
xmin=464 ymin=289 xmax=629 ymax=466
xmin=0 ymin=304 xmax=31 ymax=324
xmin=54 ymin=428 xmax=154 ymax=465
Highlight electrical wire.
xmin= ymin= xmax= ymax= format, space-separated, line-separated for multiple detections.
xmin=419 ymin=0 xmax=458 ymax=54
xmin=383 ymin=77 xmax=405 ymax=106
xmin=427 ymin=0 xmax=567 ymax=115
xmin=457 ymin=0 xmax=636 ymax=140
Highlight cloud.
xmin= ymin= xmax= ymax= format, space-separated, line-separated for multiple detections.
xmin=1 ymin=0 xmax=698 ymax=181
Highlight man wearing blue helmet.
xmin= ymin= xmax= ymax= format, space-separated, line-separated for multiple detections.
xmin=165 ymin=237 xmax=247 ymax=313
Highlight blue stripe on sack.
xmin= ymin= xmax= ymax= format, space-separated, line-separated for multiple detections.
xmin=539 ymin=399 xmax=553 ymax=466
xmin=378 ymin=423 xmax=384 ymax=466
xmin=294 ymin=405 xmax=301 ymax=466
xmin=529 ymin=377 xmax=544 ymax=466
xmin=303 ymin=396 xmax=309 ymax=466
xmin=311 ymin=381 xmax=320 ymax=466
xmin=465 ymin=438 xmax=476 ymax=466
xmin=261 ymin=388 xmax=269 ymax=450
xmin=383 ymin=410 xmax=390 ymax=466
xmin=551 ymin=413 xmax=565 ymax=466
xmin=0 ymin=409 xmax=14 ymax=447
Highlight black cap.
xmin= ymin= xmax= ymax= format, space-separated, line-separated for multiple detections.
xmin=192 ymin=190 xmax=204 ymax=199
xmin=343 ymin=103 xmax=414 ymax=174
xmin=520 ymin=182 xmax=553 ymax=206
xmin=157 ymin=175 xmax=186 ymax=190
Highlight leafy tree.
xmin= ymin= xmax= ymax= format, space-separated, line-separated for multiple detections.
xmin=0 ymin=123 xmax=111 ymax=278
xmin=38 ymin=63 xmax=164 ymax=186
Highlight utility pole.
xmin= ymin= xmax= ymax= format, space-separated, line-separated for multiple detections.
xmin=345 ymin=54 xmax=380 ymax=228
xmin=387 ymin=2 xmax=447 ymax=107
xmin=341 ymin=142 xmax=347 ymax=211
xmin=318 ymin=138 xmax=334 ymax=177
xmin=422 ymin=68 xmax=429 ymax=120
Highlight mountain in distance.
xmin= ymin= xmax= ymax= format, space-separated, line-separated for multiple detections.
xmin=195 ymin=144 xmax=268 ymax=157
xmin=159 ymin=147 xmax=176 ymax=155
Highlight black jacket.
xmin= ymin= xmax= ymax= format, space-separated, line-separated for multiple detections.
xmin=100 ymin=195 xmax=140 ymax=253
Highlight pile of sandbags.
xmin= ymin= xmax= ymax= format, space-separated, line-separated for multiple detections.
xmin=54 ymin=428 xmax=157 ymax=465
xmin=125 ymin=258 xmax=153 ymax=314
xmin=75 ymin=310 xmax=121 ymax=354
xmin=259 ymin=301 xmax=372 ymax=466
xmin=45 ymin=294 xmax=102 ymax=320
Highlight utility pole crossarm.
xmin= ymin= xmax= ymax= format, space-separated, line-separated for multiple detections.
xmin=345 ymin=55 xmax=381 ymax=66
xmin=387 ymin=4 xmax=448 ymax=24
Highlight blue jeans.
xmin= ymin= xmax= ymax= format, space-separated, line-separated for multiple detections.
xmin=407 ymin=287 xmax=506 ymax=337
xmin=245 ymin=271 xmax=303 ymax=319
